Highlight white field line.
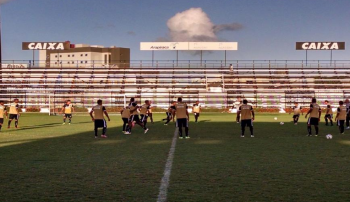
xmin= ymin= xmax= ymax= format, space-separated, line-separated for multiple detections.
xmin=157 ymin=127 xmax=179 ymax=202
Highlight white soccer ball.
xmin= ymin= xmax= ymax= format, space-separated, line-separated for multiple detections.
xmin=274 ymin=117 xmax=278 ymax=120
xmin=326 ymin=134 xmax=333 ymax=139
xmin=280 ymin=122 xmax=284 ymax=125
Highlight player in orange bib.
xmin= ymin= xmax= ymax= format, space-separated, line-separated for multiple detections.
xmin=236 ymin=99 xmax=255 ymax=138
xmin=335 ymin=101 xmax=347 ymax=134
xmin=0 ymin=100 xmax=8 ymax=131
xmin=90 ymin=99 xmax=110 ymax=138
xmin=305 ymin=98 xmax=321 ymax=137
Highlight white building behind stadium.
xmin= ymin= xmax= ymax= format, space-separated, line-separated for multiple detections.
xmin=38 ymin=44 xmax=130 ymax=68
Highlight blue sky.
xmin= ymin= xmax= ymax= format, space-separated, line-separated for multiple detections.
xmin=2 ymin=0 xmax=350 ymax=61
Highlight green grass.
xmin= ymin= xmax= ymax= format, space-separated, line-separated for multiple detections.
xmin=1 ymin=113 xmax=350 ymax=201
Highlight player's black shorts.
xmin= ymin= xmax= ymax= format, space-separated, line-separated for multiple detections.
xmin=130 ymin=115 xmax=140 ymax=122
xmin=9 ymin=114 xmax=19 ymax=120
xmin=337 ymin=120 xmax=345 ymax=126
xmin=241 ymin=119 xmax=253 ymax=127
xmin=95 ymin=119 xmax=107 ymax=128
xmin=65 ymin=114 xmax=72 ymax=118
xmin=122 ymin=118 xmax=129 ymax=123
xmin=325 ymin=114 xmax=332 ymax=119
xmin=176 ymin=118 xmax=188 ymax=128
xmin=140 ymin=114 xmax=148 ymax=122
xmin=293 ymin=115 xmax=300 ymax=119
xmin=0 ymin=118 xmax=3 ymax=124
xmin=308 ymin=117 xmax=319 ymax=126
xmin=194 ymin=113 xmax=200 ymax=117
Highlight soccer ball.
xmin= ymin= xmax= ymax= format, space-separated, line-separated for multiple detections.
xmin=274 ymin=117 xmax=278 ymax=120
xmin=280 ymin=122 xmax=284 ymax=125
xmin=326 ymin=134 xmax=333 ymax=139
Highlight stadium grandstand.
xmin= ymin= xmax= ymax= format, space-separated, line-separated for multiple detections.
xmin=0 ymin=60 xmax=349 ymax=113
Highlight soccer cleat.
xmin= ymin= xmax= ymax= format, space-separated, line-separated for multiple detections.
xmin=307 ymin=134 xmax=312 ymax=137
xmin=164 ymin=124 xmax=168 ymax=126
xmin=237 ymin=122 xmax=240 ymax=124
xmin=347 ymin=127 xmax=350 ymax=130
xmin=122 ymin=131 xmax=125 ymax=134
xmin=315 ymin=135 xmax=318 ymax=137
xmin=294 ymin=123 xmax=298 ymax=125
xmin=341 ymin=133 xmax=345 ymax=135
xmin=69 ymin=123 xmax=71 ymax=125
xmin=251 ymin=135 xmax=254 ymax=138
xmin=101 ymin=135 xmax=107 ymax=138
xmin=179 ymin=137 xmax=184 ymax=139
xmin=144 ymin=128 xmax=149 ymax=134
xmin=95 ymin=136 xmax=98 ymax=139
xmin=124 ymin=131 xmax=131 ymax=135
xmin=62 ymin=123 xmax=66 ymax=125
xmin=241 ymin=135 xmax=244 ymax=138
xmin=185 ymin=136 xmax=190 ymax=139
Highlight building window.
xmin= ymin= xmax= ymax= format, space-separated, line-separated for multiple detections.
xmin=60 ymin=62 xmax=62 ymax=64
xmin=55 ymin=55 xmax=57 ymax=58
xmin=81 ymin=54 xmax=83 ymax=57
xmin=68 ymin=55 xmax=70 ymax=57
xmin=85 ymin=61 xmax=88 ymax=63
xmin=81 ymin=61 xmax=83 ymax=64
xmin=55 ymin=62 xmax=57 ymax=64
xmin=60 ymin=55 xmax=62 ymax=58
xmin=68 ymin=62 xmax=70 ymax=64
xmin=72 ymin=54 xmax=75 ymax=57
xmin=85 ymin=54 xmax=88 ymax=56
xmin=72 ymin=61 xmax=75 ymax=64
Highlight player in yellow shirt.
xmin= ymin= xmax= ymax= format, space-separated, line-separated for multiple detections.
xmin=124 ymin=98 xmax=149 ymax=135
xmin=289 ymin=102 xmax=303 ymax=125
xmin=324 ymin=100 xmax=333 ymax=126
xmin=7 ymin=98 xmax=21 ymax=129
xmin=236 ymin=99 xmax=255 ymax=137
xmin=163 ymin=101 xmax=176 ymax=125
xmin=335 ymin=101 xmax=347 ymax=134
xmin=192 ymin=101 xmax=201 ymax=123
xmin=120 ymin=106 xmax=130 ymax=133
xmin=305 ymin=98 xmax=321 ymax=137
xmin=61 ymin=100 xmax=75 ymax=125
xmin=174 ymin=97 xmax=190 ymax=139
xmin=89 ymin=99 xmax=110 ymax=138
xmin=0 ymin=100 xmax=8 ymax=131
xmin=148 ymin=100 xmax=154 ymax=124
xmin=140 ymin=100 xmax=151 ymax=128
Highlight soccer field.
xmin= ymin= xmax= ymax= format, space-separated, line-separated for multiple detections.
xmin=1 ymin=113 xmax=350 ymax=202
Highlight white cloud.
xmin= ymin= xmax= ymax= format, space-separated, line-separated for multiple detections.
xmin=163 ymin=8 xmax=243 ymax=42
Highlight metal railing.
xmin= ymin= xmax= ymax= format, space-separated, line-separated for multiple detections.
xmin=2 ymin=59 xmax=350 ymax=69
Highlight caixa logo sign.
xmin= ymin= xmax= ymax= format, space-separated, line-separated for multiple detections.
xmin=296 ymin=42 xmax=345 ymax=50
xmin=22 ymin=41 xmax=71 ymax=50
